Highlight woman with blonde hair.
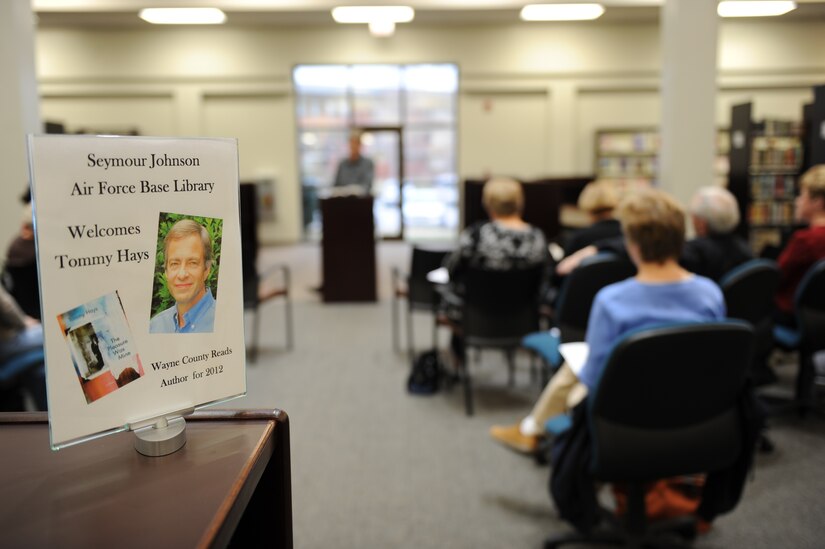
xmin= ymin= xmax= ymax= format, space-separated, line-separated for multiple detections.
xmin=562 ymin=180 xmax=622 ymax=257
xmin=441 ymin=177 xmax=549 ymax=360
xmin=444 ymin=177 xmax=548 ymax=278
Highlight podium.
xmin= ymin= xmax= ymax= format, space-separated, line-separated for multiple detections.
xmin=0 ymin=409 xmax=292 ymax=548
xmin=320 ymin=196 xmax=377 ymax=302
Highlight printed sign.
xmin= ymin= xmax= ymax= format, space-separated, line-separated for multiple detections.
xmin=28 ymin=135 xmax=246 ymax=449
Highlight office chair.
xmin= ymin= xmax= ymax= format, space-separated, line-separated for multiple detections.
xmin=772 ymin=258 xmax=825 ymax=413
xmin=522 ymin=253 xmax=636 ymax=384
xmin=240 ymin=183 xmax=293 ymax=362
xmin=0 ymin=348 xmax=46 ymax=411
xmin=458 ymin=264 xmax=544 ymax=415
xmin=2 ymin=263 xmax=41 ymax=320
xmin=719 ymin=259 xmax=781 ymax=386
xmin=245 ymin=264 xmax=293 ymax=362
xmin=547 ymin=321 xmax=759 ymax=548
xmin=390 ymin=246 xmax=451 ymax=356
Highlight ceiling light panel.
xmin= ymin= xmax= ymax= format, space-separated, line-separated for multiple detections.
xmin=331 ymin=6 xmax=415 ymax=24
xmin=717 ymin=1 xmax=796 ymax=18
xmin=139 ymin=8 xmax=227 ymax=25
xmin=520 ymin=3 xmax=606 ymax=21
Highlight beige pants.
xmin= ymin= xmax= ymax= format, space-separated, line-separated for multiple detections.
xmin=520 ymin=363 xmax=588 ymax=436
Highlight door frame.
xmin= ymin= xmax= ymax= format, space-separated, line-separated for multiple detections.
xmin=359 ymin=125 xmax=405 ymax=240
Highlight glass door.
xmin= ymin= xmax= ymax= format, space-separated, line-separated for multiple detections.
xmin=361 ymin=127 xmax=403 ymax=239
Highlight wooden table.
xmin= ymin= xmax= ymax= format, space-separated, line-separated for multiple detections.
xmin=0 ymin=409 xmax=292 ymax=548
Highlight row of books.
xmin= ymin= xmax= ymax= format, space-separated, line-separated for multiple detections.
xmin=759 ymin=120 xmax=801 ymax=136
xmin=597 ymin=156 xmax=657 ymax=178
xmin=750 ymin=174 xmax=796 ymax=200
xmin=750 ymin=136 xmax=802 ymax=169
xmin=597 ymin=132 xmax=659 ymax=155
xmin=748 ymin=200 xmax=794 ymax=226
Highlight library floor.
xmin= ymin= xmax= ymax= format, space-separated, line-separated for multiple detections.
xmin=225 ymin=242 xmax=825 ymax=549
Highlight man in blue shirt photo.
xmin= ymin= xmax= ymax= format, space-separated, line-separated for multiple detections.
xmin=149 ymin=219 xmax=216 ymax=334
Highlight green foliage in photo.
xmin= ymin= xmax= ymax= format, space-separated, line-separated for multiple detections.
xmin=150 ymin=212 xmax=223 ymax=317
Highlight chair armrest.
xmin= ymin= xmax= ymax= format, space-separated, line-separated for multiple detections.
xmin=391 ymin=267 xmax=408 ymax=298
xmin=257 ymin=263 xmax=290 ymax=302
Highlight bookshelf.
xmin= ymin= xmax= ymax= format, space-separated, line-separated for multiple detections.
xmin=594 ymin=128 xmax=659 ymax=191
xmin=594 ymin=127 xmax=731 ymax=190
xmin=728 ymin=102 xmax=803 ymax=254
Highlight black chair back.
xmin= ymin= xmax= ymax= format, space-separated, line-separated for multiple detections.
xmin=796 ymin=259 xmax=825 ymax=352
xmin=2 ymin=263 xmax=41 ymax=320
xmin=555 ymin=253 xmax=636 ymax=342
xmin=239 ymin=183 xmax=259 ymax=308
xmin=720 ymin=259 xmax=780 ymax=326
xmin=462 ymin=265 xmax=543 ymax=346
xmin=589 ymin=321 xmax=754 ymax=482
xmin=408 ymin=247 xmax=451 ymax=312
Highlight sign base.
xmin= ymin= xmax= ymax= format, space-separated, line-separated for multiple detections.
xmin=134 ymin=416 xmax=186 ymax=457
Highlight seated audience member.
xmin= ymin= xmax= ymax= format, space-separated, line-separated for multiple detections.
xmin=443 ymin=176 xmax=549 ymax=287
xmin=490 ymin=188 xmax=726 ymax=454
xmin=441 ymin=177 xmax=549 ymax=355
xmin=543 ymin=180 xmax=623 ymax=306
xmin=0 ymin=285 xmax=46 ymax=410
xmin=680 ymin=186 xmax=753 ymax=281
xmin=561 ymin=180 xmax=621 ymax=257
xmin=3 ymin=202 xmax=40 ymax=319
xmin=557 ymin=186 xmax=751 ymax=283
xmin=774 ymin=164 xmax=825 ymax=327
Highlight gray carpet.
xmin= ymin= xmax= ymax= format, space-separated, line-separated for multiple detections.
xmin=222 ymin=242 xmax=825 ymax=548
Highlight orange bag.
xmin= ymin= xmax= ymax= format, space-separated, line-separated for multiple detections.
xmin=612 ymin=476 xmax=711 ymax=533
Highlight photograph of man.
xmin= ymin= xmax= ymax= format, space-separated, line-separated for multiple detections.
xmin=150 ymin=218 xmax=218 ymax=334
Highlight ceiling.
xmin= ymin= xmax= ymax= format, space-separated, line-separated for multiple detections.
xmin=31 ymin=0 xmax=825 ymax=28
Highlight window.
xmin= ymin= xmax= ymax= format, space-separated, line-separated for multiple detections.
xmin=294 ymin=63 xmax=459 ymax=240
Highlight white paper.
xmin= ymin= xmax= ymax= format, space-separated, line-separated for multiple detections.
xmin=29 ymin=135 xmax=247 ymax=449
xmin=426 ymin=267 xmax=449 ymax=284
xmin=548 ymin=242 xmax=565 ymax=262
xmin=559 ymin=341 xmax=589 ymax=377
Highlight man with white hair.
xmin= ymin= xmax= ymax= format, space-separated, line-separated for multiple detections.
xmin=681 ymin=186 xmax=753 ymax=281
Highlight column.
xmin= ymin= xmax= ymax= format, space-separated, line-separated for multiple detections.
xmin=549 ymin=81 xmax=577 ymax=176
xmin=0 ymin=0 xmax=40 ymax=243
xmin=659 ymin=0 xmax=718 ymax=211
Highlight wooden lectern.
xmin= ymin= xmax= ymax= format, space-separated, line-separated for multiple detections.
xmin=320 ymin=196 xmax=377 ymax=302
xmin=0 ymin=409 xmax=292 ymax=548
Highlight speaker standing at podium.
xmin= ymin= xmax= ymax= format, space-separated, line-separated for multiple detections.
xmin=334 ymin=130 xmax=374 ymax=196
xmin=316 ymin=131 xmax=378 ymax=301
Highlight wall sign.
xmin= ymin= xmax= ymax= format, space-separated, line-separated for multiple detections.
xmin=29 ymin=135 xmax=246 ymax=449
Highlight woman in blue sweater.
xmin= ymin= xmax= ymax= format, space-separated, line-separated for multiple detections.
xmin=491 ymin=187 xmax=726 ymax=454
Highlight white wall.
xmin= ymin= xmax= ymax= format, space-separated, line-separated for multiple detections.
xmin=35 ymin=20 xmax=825 ymax=243
xmin=460 ymin=91 xmax=550 ymax=179
xmin=1 ymin=0 xmax=39 ymax=247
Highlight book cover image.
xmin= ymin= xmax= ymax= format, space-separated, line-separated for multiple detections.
xmin=57 ymin=291 xmax=145 ymax=404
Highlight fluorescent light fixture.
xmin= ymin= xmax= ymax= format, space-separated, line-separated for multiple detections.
xmin=139 ymin=8 xmax=227 ymax=25
xmin=717 ymin=1 xmax=796 ymax=18
xmin=331 ymin=6 xmax=414 ymax=24
xmin=520 ymin=3 xmax=605 ymax=21
xmin=369 ymin=19 xmax=397 ymax=37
